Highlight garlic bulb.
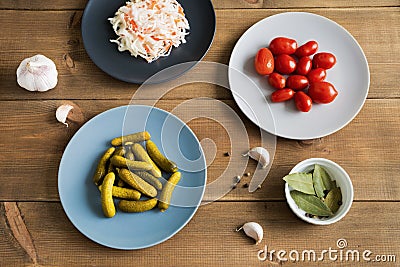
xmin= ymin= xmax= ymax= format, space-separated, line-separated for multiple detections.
xmin=16 ymin=54 xmax=58 ymax=92
xmin=243 ymin=147 xmax=270 ymax=168
xmin=236 ymin=222 xmax=264 ymax=244
xmin=56 ymin=104 xmax=73 ymax=127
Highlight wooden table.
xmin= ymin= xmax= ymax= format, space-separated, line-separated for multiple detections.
xmin=1 ymin=0 xmax=399 ymax=266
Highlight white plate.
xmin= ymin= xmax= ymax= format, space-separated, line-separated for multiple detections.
xmin=228 ymin=12 xmax=370 ymax=140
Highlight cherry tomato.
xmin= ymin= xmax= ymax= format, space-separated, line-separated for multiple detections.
xmin=269 ymin=37 xmax=297 ymax=55
xmin=308 ymin=81 xmax=338 ymax=104
xmin=307 ymin=68 xmax=326 ymax=83
xmin=268 ymin=72 xmax=286 ymax=89
xmin=295 ymin=57 xmax=312 ymax=76
xmin=275 ymin=54 xmax=296 ymax=74
xmin=254 ymin=48 xmax=274 ymax=75
xmin=295 ymin=41 xmax=318 ymax=57
xmin=271 ymin=88 xmax=295 ymax=102
xmin=294 ymin=91 xmax=312 ymax=112
xmin=312 ymin=52 xmax=336 ymax=69
xmin=286 ymin=75 xmax=309 ymax=90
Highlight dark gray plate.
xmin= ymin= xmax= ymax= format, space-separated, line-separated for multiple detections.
xmin=82 ymin=0 xmax=215 ymax=84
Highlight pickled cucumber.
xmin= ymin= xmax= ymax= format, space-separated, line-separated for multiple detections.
xmin=146 ymin=140 xmax=178 ymax=173
xmin=125 ymin=150 xmax=135 ymax=161
xmin=101 ymin=172 xmax=116 ymax=218
xmin=118 ymin=169 xmax=157 ymax=197
xmin=106 ymin=147 xmax=125 ymax=175
xmin=123 ymin=142 xmax=135 ymax=160
xmin=117 ymin=178 xmax=125 ymax=187
xmin=132 ymin=143 xmax=162 ymax=178
xmin=111 ymin=131 xmax=151 ymax=146
xmin=158 ymin=172 xmax=181 ymax=212
xmin=118 ymin=198 xmax=158 ymax=213
xmin=135 ymin=171 xmax=163 ymax=190
xmin=114 ymin=147 xmax=126 ymax=157
xmin=114 ymin=167 xmax=125 ymax=187
xmin=107 ymin=162 xmax=114 ymax=174
xmin=98 ymin=185 xmax=141 ymax=200
xmin=110 ymin=155 xmax=153 ymax=171
xmin=93 ymin=147 xmax=115 ymax=185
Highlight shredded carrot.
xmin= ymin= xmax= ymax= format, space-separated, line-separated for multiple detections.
xmin=178 ymin=6 xmax=184 ymax=16
xmin=129 ymin=19 xmax=138 ymax=30
xmin=144 ymin=44 xmax=151 ymax=53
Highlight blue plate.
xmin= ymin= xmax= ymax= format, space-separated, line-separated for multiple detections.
xmin=58 ymin=105 xmax=207 ymax=249
xmin=82 ymin=0 xmax=215 ymax=84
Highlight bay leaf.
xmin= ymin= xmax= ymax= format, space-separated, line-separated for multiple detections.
xmin=283 ymin=173 xmax=314 ymax=195
xmin=312 ymin=169 xmax=326 ymax=198
xmin=290 ymin=190 xmax=333 ymax=216
xmin=324 ymin=187 xmax=342 ymax=213
xmin=313 ymin=164 xmax=335 ymax=191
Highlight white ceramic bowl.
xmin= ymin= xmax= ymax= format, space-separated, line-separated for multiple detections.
xmin=285 ymin=158 xmax=354 ymax=225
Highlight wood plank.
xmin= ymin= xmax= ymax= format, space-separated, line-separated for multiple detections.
xmin=262 ymin=0 xmax=400 ymax=9
xmin=0 ymin=0 xmax=88 ymax=10
xmin=1 ymin=0 xmax=398 ymax=10
xmin=1 ymin=201 xmax=398 ymax=266
xmin=210 ymin=8 xmax=400 ymax=65
xmin=0 ymin=99 xmax=398 ymax=201
xmin=0 ymin=8 xmax=399 ymax=100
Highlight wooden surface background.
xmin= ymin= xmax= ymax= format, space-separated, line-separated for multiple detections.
xmin=0 ymin=0 xmax=399 ymax=266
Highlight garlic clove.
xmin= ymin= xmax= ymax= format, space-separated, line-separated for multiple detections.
xmin=243 ymin=147 xmax=270 ymax=168
xmin=237 ymin=222 xmax=264 ymax=244
xmin=16 ymin=54 xmax=58 ymax=92
xmin=56 ymin=104 xmax=74 ymax=127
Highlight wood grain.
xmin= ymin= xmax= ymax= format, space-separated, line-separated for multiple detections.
xmin=0 ymin=8 xmax=399 ymax=100
xmin=1 ymin=0 xmax=398 ymax=10
xmin=0 ymin=1 xmax=399 ymax=266
xmin=0 ymin=201 xmax=398 ymax=266
xmin=0 ymin=99 xmax=398 ymax=202
xmin=262 ymin=0 xmax=400 ymax=9
xmin=3 ymin=202 xmax=38 ymax=265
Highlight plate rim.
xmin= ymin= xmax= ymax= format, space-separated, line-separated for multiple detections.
xmin=58 ymin=105 xmax=207 ymax=249
xmin=228 ymin=11 xmax=370 ymax=140
xmin=81 ymin=0 xmax=216 ymax=84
